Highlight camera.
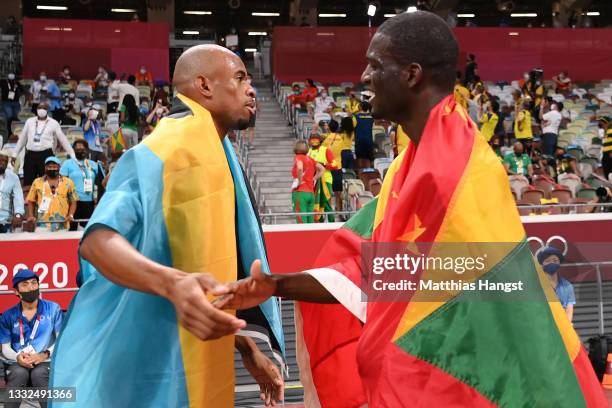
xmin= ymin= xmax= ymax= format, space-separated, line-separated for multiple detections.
xmin=596 ymin=187 xmax=611 ymax=202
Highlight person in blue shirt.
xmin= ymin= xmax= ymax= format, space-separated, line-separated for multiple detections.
xmin=537 ymin=245 xmax=576 ymax=322
xmin=82 ymin=104 xmax=106 ymax=162
xmin=0 ymin=269 xmax=63 ymax=408
xmin=352 ymin=101 xmax=375 ymax=169
xmin=60 ymin=139 xmax=104 ymax=231
xmin=0 ymin=150 xmax=24 ymax=232
xmin=44 ymin=80 xmax=64 ymax=123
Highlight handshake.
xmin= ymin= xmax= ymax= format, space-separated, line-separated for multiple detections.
xmin=166 ymin=259 xmax=276 ymax=341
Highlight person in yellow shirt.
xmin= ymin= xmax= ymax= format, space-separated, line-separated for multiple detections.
xmin=322 ymin=120 xmax=348 ymax=213
xmin=390 ymin=125 xmax=410 ymax=156
xmin=346 ymin=92 xmax=361 ymax=114
xmin=25 ymin=156 xmax=78 ymax=231
xmin=478 ymin=100 xmax=499 ymax=142
xmin=454 ymin=83 xmax=470 ymax=110
xmin=339 ymin=117 xmax=355 ymax=170
xmin=514 ymin=101 xmax=533 ymax=151
xmin=308 ymin=133 xmax=338 ymax=222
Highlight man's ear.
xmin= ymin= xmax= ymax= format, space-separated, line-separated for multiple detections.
xmin=401 ymin=63 xmax=423 ymax=88
xmin=195 ymin=75 xmax=213 ymax=98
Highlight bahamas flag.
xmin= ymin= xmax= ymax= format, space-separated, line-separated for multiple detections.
xmin=296 ymin=95 xmax=606 ymax=407
xmin=50 ymin=95 xmax=284 ymax=407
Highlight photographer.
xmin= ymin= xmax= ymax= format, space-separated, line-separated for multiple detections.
xmin=591 ymin=187 xmax=612 ymax=213
xmin=539 ymin=98 xmax=562 ymax=156
xmin=63 ymin=92 xmax=84 ymax=125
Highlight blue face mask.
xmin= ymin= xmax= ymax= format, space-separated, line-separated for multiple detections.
xmin=543 ymin=263 xmax=560 ymax=275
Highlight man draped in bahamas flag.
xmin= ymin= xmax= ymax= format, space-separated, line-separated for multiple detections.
xmin=222 ymin=12 xmax=607 ymax=408
xmin=49 ymin=45 xmax=285 ymax=407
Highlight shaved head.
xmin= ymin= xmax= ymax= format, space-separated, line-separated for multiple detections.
xmin=172 ymin=44 xmax=256 ymax=135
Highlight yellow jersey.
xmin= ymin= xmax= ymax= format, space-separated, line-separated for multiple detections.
xmin=480 ymin=112 xmax=499 ymax=142
xmin=396 ymin=126 xmax=410 ymax=155
xmin=514 ymin=110 xmax=533 ymax=139
xmin=323 ymin=132 xmax=351 ymax=168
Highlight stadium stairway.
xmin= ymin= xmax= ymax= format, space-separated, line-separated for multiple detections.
xmin=248 ymin=79 xmax=295 ymax=219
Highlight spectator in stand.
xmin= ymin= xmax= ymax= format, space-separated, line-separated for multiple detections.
xmin=26 ymin=156 xmax=78 ymax=232
xmin=353 ymin=101 xmax=375 ymax=169
xmin=339 ymin=116 xmax=355 ymax=169
xmin=291 ymin=140 xmax=323 ymax=223
xmin=288 ymin=79 xmax=317 ymax=107
xmin=322 ymin=120 xmax=345 ymax=214
xmin=478 ymin=99 xmax=499 ymax=142
xmin=63 ymin=91 xmax=85 ymax=125
xmin=0 ymin=72 xmax=23 ymax=137
xmin=118 ymin=75 xmax=140 ymax=106
xmin=539 ymin=98 xmax=563 ymax=156
xmin=553 ymin=71 xmax=572 ymax=94
xmin=58 ymin=65 xmax=73 ymax=85
xmin=107 ymin=71 xmax=121 ymax=113
xmin=152 ymin=82 xmax=170 ymax=106
xmin=489 ymin=134 xmax=504 ymax=163
xmin=308 ymin=133 xmax=337 ymax=222
xmin=145 ymin=100 xmax=169 ymax=133
xmin=537 ymin=246 xmax=575 ymax=322
xmin=504 ymin=141 xmax=533 ymax=178
xmin=29 ymin=72 xmax=49 ymax=114
xmin=0 ymin=150 xmax=24 ymax=233
xmin=391 ymin=125 xmax=410 ymax=157
xmin=464 ymin=54 xmax=477 ymax=85
xmin=46 ymin=79 xmax=64 ymax=122
xmin=346 ymin=91 xmax=361 ymax=114
xmin=599 ymin=117 xmax=612 ymax=179
xmin=0 ymin=269 xmax=63 ymax=408
xmin=83 ymin=104 xmax=106 ymax=161
xmin=94 ymin=66 xmax=109 ymax=89
xmin=135 ymin=66 xmax=154 ymax=88
xmin=524 ymin=74 xmax=545 ymax=114
xmin=3 ymin=15 xmax=19 ymax=35
xmin=514 ymin=101 xmax=533 ymax=151
xmin=60 ymin=140 xmax=104 ymax=230
xmin=551 ymin=147 xmax=580 ymax=180
xmin=14 ymin=102 xmax=75 ymax=187
xmin=512 ymin=89 xmax=523 ymax=115
xmin=313 ymin=89 xmax=335 ymax=116
xmin=119 ymin=94 xmax=140 ymax=148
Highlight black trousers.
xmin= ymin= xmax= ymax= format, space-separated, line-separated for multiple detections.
xmin=24 ymin=149 xmax=53 ymax=186
xmin=5 ymin=362 xmax=50 ymax=408
xmin=69 ymin=201 xmax=95 ymax=231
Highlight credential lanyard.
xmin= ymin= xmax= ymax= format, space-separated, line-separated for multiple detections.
xmin=19 ymin=315 xmax=40 ymax=347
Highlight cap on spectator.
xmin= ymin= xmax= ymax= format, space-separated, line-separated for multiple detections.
xmin=13 ymin=269 xmax=39 ymax=288
xmin=92 ymin=104 xmax=102 ymax=111
xmin=598 ymin=116 xmax=610 ymax=125
xmin=536 ymin=245 xmax=564 ymax=265
xmin=45 ymin=156 xmax=61 ymax=166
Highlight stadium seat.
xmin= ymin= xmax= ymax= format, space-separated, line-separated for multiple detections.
xmin=576 ymin=188 xmax=597 ymax=200
xmin=585 ymin=175 xmax=607 ymax=189
xmin=314 ymin=113 xmax=331 ymax=124
xmin=551 ymin=189 xmax=572 ymax=204
xmin=558 ymin=173 xmax=582 ymax=197
xmin=533 ymin=178 xmax=555 ymax=198
xmin=578 ymin=162 xmax=594 ymax=179
xmin=373 ymin=158 xmax=392 ymax=177
xmin=508 ymin=175 xmax=530 ymax=199
xmin=11 ymin=122 xmax=23 ymax=135
xmin=516 ymin=202 xmax=536 ymax=216
xmin=368 ymin=179 xmax=382 ymax=196
xmin=345 ymin=179 xmax=365 ymax=195
xmin=521 ymin=189 xmax=545 ymax=205
xmin=359 ymin=169 xmax=381 ymax=191
xmin=342 ymin=169 xmax=357 ymax=180
xmin=356 ymin=192 xmax=374 ymax=209
xmin=566 ymin=147 xmax=584 ymax=161
xmin=17 ymin=111 xmax=34 ymax=122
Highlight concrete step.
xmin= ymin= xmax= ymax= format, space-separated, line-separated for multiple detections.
xmin=261 ymin=187 xmax=294 ymax=194
xmin=257 ymin=175 xmax=294 ymax=183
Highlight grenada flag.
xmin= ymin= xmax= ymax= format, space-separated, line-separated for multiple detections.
xmin=296 ymin=95 xmax=607 ymax=407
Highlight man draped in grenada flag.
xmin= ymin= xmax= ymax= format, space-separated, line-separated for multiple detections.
xmin=222 ymin=11 xmax=607 ymax=408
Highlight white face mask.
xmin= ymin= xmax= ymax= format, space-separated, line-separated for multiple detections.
xmin=64 ymin=69 xmax=70 ymax=75
xmin=90 ymin=110 xmax=99 ymax=120
xmin=40 ymin=75 xmax=47 ymax=82
xmin=37 ymin=109 xmax=47 ymax=119
xmin=140 ymin=69 xmax=146 ymax=74
xmin=156 ymin=108 xmax=164 ymax=116
xmin=7 ymin=73 xmax=15 ymax=80
xmin=68 ymin=93 xmax=75 ymax=99
xmin=599 ymin=128 xmax=605 ymax=138
xmin=524 ymin=74 xmax=529 ymax=80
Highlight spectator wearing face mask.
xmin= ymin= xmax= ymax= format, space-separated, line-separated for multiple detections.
xmin=135 ymin=66 xmax=153 ymax=88
xmin=0 ymin=149 xmax=24 ymax=233
xmin=58 ymin=65 xmax=72 ymax=85
xmin=119 ymin=94 xmax=140 ymax=148
xmin=26 ymin=156 xmax=78 ymax=232
xmin=83 ymin=105 xmax=105 ymax=161
xmin=539 ymin=98 xmax=563 ymax=157
xmin=60 ymin=140 xmax=104 ymax=230
xmin=14 ymin=102 xmax=75 ymax=187
xmin=0 ymin=73 xmax=23 ymax=138
xmin=504 ymin=141 xmax=533 ymax=178
xmin=107 ymin=72 xmax=121 ymax=113
xmin=28 ymin=72 xmax=49 ymax=114
xmin=39 ymin=79 xmax=63 ymax=122
xmin=117 ymin=75 xmax=140 ymax=107
xmin=0 ymin=269 xmax=63 ymax=408
xmin=63 ymin=91 xmax=85 ymax=125
xmin=145 ymin=101 xmax=168 ymax=133
xmin=551 ymin=147 xmax=580 ymax=181
xmin=94 ymin=66 xmax=108 ymax=89
xmin=537 ymin=246 xmax=574 ymax=322
xmin=346 ymin=91 xmax=360 ymax=114
xmin=313 ymin=89 xmax=335 ymax=116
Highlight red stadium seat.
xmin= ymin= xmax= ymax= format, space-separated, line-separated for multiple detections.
xmin=521 ymin=190 xmax=545 ymax=205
